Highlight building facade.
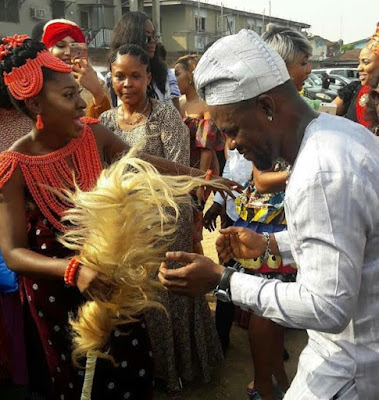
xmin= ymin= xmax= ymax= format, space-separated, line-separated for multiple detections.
xmin=0 ymin=0 xmax=122 ymax=47
xmin=1 ymin=0 xmax=310 ymax=55
xmin=308 ymin=35 xmax=341 ymax=62
xmin=125 ymin=0 xmax=310 ymax=54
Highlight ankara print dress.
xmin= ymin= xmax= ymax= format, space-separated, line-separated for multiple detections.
xmin=100 ymin=103 xmax=224 ymax=393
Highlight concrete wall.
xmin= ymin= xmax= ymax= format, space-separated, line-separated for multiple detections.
xmin=0 ymin=0 xmax=122 ymax=38
xmin=309 ymin=38 xmax=328 ymax=61
xmin=161 ymin=5 xmax=187 ymax=52
xmin=0 ymin=0 xmax=52 ymax=37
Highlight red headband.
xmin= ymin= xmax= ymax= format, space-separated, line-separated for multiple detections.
xmin=42 ymin=22 xmax=85 ymax=48
xmin=3 ymin=50 xmax=72 ymax=100
xmin=367 ymin=22 xmax=379 ymax=55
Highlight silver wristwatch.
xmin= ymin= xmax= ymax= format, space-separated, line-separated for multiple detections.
xmin=213 ymin=267 xmax=237 ymax=303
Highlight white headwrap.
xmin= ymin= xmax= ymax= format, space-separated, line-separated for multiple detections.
xmin=194 ymin=29 xmax=290 ymax=106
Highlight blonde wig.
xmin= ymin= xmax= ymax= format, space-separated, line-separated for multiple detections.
xmin=59 ymin=148 xmax=224 ymax=365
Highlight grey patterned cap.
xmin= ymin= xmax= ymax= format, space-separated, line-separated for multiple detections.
xmin=194 ymin=29 xmax=290 ymax=106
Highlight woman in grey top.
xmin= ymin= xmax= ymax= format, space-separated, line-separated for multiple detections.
xmin=100 ymin=44 xmax=223 ymax=396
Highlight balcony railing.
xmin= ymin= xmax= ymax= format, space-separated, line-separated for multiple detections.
xmin=87 ymin=28 xmax=112 ymax=48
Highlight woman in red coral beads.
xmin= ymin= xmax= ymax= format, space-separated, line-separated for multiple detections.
xmin=0 ymin=36 xmax=231 ymax=400
xmin=0 ymin=35 xmax=157 ymax=400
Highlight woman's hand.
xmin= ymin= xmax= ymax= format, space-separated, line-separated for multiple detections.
xmin=205 ymin=177 xmax=243 ymax=200
xmin=216 ymin=227 xmax=267 ymax=263
xmin=76 ymin=266 xmax=114 ymax=301
xmin=203 ymin=202 xmax=224 ymax=232
xmin=71 ymin=59 xmax=105 ymax=105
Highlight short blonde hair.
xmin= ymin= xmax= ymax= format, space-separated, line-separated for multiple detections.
xmin=262 ymin=23 xmax=312 ymax=66
xmin=175 ymin=54 xmax=201 ymax=74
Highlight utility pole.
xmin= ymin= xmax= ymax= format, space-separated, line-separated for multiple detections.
xmin=197 ymin=0 xmax=200 ymax=33
xmin=262 ymin=8 xmax=265 ymax=30
xmin=152 ymin=0 xmax=161 ymax=36
xmin=269 ymin=0 xmax=271 ymax=20
xmin=129 ymin=0 xmax=139 ymax=12
xmin=220 ymin=3 xmax=223 ymax=34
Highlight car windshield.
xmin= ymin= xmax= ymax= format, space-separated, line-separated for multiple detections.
xmin=307 ymin=73 xmax=323 ymax=87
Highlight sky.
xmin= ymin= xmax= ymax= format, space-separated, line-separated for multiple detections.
xmin=203 ymin=0 xmax=379 ymax=44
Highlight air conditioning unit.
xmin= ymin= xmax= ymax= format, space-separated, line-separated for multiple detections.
xmin=30 ymin=8 xmax=46 ymax=20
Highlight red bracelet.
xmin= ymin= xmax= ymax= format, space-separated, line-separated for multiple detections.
xmin=205 ymin=169 xmax=213 ymax=181
xmin=64 ymin=257 xmax=81 ymax=286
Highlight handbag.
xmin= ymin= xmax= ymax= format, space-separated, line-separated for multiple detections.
xmin=0 ymin=252 xmax=18 ymax=293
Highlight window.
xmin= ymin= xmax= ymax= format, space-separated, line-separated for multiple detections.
xmin=195 ymin=16 xmax=206 ymax=32
xmin=247 ymin=18 xmax=255 ymax=31
xmin=225 ymin=16 xmax=235 ymax=34
xmin=0 ymin=0 xmax=20 ymax=23
xmin=52 ymin=0 xmax=65 ymax=19
xmin=80 ymin=10 xmax=90 ymax=30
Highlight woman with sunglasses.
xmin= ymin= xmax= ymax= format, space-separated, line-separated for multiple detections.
xmin=108 ymin=11 xmax=181 ymax=110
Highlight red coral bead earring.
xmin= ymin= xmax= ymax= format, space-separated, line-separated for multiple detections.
xmin=36 ymin=114 xmax=44 ymax=130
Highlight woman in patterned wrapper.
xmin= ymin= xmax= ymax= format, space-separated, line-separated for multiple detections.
xmin=0 ymin=36 xmax=232 ymax=399
xmin=174 ymin=54 xmax=225 ymax=255
xmin=100 ymin=44 xmax=224 ymax=398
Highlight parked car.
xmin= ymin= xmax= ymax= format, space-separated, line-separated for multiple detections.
xmin=93 ymin=65 xmax=109 ymax=81
xmin=303 ymin=73 xmax=338 ymax=103
xmin=326 ymin=74 xmax=352 ymax=92
xmin=313 ymin=68 xmax=358 ymax=81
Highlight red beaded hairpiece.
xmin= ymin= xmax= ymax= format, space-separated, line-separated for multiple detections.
xmin=0 ymin=44 xmax=9 ymax=61
xmin=2 ymin=34 xmax=29 ymax=48
xmin=0 ymin=34 xmax=29 ymax=62
xmin=3 ymin=50 xmax=72 ymax=100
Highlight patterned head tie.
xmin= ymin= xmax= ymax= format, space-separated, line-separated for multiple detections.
xmin=194 ymin=29 xmax=290 ymax=106
xmin=366 ymin=22 xmax=379 ymax=55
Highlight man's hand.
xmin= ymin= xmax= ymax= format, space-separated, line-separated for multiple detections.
xmin=158 ymin=252 xmax=224 ymax=296
xmin=203 ymin=202 xmax=224 ymax=232
xmin=216 ymin=227 xmax=266 ymax=263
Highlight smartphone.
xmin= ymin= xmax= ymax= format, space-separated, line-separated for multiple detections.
xmin=319 ymin=102 xmax=337 ymax=115
xmin=70 ymin=42 xmax=88 ymax=64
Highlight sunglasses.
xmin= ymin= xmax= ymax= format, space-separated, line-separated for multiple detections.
xmin=144 ymin=33 xmax=159 ymax=44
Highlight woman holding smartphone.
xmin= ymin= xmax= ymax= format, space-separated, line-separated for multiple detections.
xmin=42 ymin=19 xmax=111 ymax=118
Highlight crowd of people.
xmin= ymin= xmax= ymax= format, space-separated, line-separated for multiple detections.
xmin=0 ymin=12 xmax=378 ymax=400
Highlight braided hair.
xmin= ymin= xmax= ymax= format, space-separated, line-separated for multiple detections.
xmin=109 ymin=44 xmax=156 ymax=99
xmin=0 ymin=38 xmax=56 ymax=114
